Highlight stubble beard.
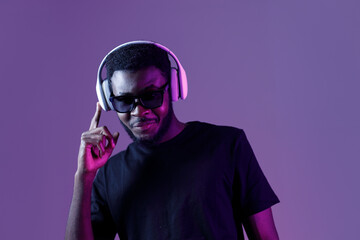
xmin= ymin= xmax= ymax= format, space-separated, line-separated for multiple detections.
xmin=119 ymin=102 xmax=174 ymax=145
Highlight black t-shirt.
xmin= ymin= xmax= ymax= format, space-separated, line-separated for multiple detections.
xmin=91 ymin=121 xmax=279 ymax=240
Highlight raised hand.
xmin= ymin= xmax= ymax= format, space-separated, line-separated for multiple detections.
xmin=77 ymin=102 xmax=119 ymax=176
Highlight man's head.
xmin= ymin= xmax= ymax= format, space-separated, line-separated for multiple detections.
xmin=105 ymin=43 xmax=171 ymax=87
xmin=104 ymin=44 xmax=176 ymax=144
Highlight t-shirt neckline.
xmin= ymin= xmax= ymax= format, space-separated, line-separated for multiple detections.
xmin=132 ymin=121 xmax=200 ymax=149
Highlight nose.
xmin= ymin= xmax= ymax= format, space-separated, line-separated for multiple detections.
xmin=130 ymin=100 xmax=150 ymax=117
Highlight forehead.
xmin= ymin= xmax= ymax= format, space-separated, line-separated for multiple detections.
xmin=110 ymin=66 xmax=167 ymax=95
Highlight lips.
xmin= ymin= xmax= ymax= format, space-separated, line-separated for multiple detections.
xmin=131 ymin=119 xmax=158 ymax=131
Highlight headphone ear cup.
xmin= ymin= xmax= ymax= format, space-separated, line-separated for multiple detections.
xmin=96 ymin=78 xmax=110 ymax=111
xmin=178 ymin=65 xmax=188 ymax=100
xmin=102 ymin=79 xmax=114 ymax=111
xmin=170 ymin=68 xmax=179 ymax=101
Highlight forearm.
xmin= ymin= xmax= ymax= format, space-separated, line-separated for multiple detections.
xmin=65 ymin=172 xmax=96 ymax=240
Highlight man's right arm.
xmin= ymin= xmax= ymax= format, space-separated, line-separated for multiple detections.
xmin=65 ymin=103 xmax=119 ymax=240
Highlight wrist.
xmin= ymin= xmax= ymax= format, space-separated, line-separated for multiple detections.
xmin=75 ymin=170 xmax=97 ymax=186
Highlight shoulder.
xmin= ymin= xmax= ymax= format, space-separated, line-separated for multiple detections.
xmin=97 ymin=147 xmax=129 ymax=177
xmin=188 ymin=121 xmax=246 ymax=139
xmin=94 ymin=147 xmax=133 ymax=187
xmin=183 ymin=121 xmax=251 ymax=154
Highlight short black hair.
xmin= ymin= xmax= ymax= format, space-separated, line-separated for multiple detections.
xmin=105 ymin=43 xmax=171 ymax=82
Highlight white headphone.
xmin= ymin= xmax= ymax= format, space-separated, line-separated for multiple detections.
xmin=96 ymin=40 xmax=188 ymax=111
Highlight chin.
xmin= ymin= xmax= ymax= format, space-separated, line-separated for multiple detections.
xmin=134 ymin=136 xmax=158 ymax=145
xmin=133 ymin=128 xmax=158 ymax=140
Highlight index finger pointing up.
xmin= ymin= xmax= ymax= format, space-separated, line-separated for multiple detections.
xmin=89 ymin=102 xmax=102 ymax=130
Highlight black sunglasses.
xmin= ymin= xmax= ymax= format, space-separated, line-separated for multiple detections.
xmin=109 ymin=82 xmax=169 ymax=113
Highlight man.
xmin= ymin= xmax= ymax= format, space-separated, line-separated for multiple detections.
xmin=66 ymin=41 xmax=280 ymax=240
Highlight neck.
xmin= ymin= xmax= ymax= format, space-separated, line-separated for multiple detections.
xmin=157 ymin=114 xmax=185 ymax=143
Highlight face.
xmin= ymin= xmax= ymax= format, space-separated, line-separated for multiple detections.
xmin=111 ymin=66 xmax=173 ymax=143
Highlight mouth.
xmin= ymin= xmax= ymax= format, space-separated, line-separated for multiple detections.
xmin=131 ymin=119 xmax=158 ymax=131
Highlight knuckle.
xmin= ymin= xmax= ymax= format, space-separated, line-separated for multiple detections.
xmin=81 ymin=132 xmax=88 ymax=139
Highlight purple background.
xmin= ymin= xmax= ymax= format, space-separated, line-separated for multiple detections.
xmin=1 ymin=0 xmax=359 ymax=239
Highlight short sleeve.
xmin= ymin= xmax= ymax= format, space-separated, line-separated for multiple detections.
xmin=232 ymin=130 xmax=279 ymax=218
xmin=91 ymin=168 xmax=117 ymax=240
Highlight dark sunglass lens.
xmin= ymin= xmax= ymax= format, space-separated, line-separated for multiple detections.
xmin=141 ymin=92 xmax=163 ymax=108
xmin=113 ymin=97 xmax=133 ymax=112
